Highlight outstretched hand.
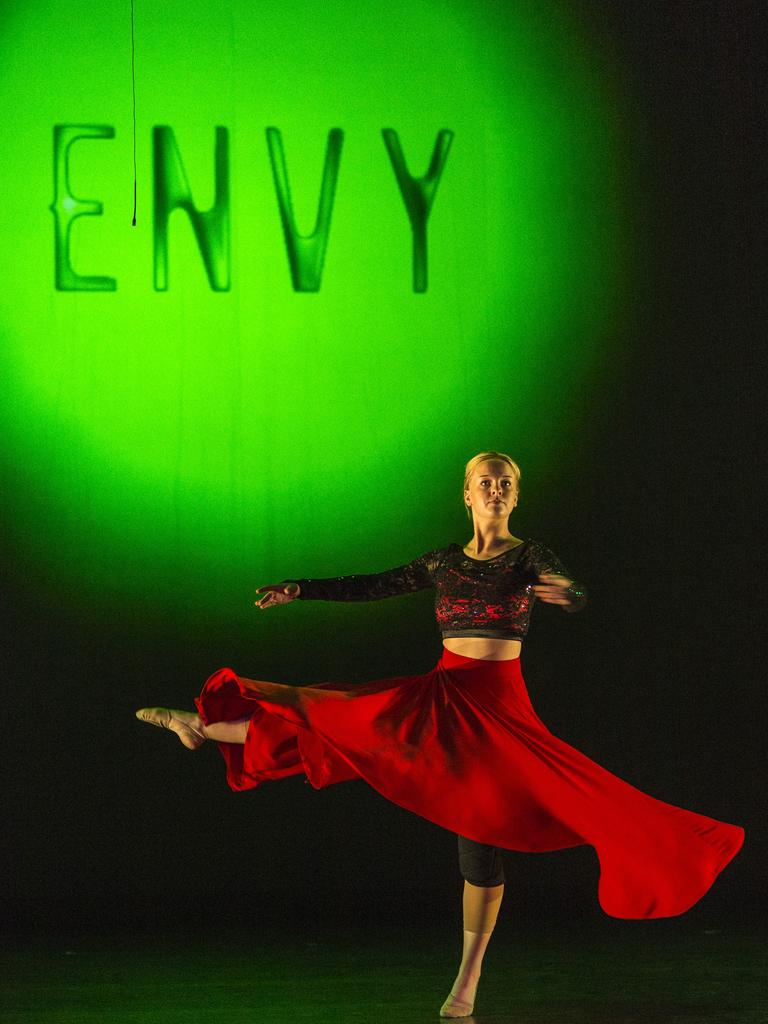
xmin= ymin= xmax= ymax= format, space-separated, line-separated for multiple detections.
xmin=255 ymin=582 xmax=301 ymax=609
xmin=532 ymin=573 xmax=573 ymax=605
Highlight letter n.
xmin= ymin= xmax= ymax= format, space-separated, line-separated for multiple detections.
xmin=153 ymin=126 xmax=230 ymax=291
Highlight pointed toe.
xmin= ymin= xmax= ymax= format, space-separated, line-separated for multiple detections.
xmin=134 ymin=707 xmax=206 ymax=749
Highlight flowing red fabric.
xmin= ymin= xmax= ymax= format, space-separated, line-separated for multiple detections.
xmin=195 ymin=647 xmax=744 ymax=920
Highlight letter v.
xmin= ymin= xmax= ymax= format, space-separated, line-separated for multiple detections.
xmin=266 ymin=128 xmax=344 ymax=292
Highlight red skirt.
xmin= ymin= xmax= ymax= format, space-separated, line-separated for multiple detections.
xmin=195 ymin=647 xmax=744 ymax=920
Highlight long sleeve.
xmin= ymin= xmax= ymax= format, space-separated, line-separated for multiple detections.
xmin=526 ymin=540 xmax=588 ymax=613
xmin=291 ymin=549 xmax=439 ymax=602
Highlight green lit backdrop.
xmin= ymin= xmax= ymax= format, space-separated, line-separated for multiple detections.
xmin=0 ymin=0 xmax=624 ymax=615
xmin=2 ymin=0 xmax=761 ymax=944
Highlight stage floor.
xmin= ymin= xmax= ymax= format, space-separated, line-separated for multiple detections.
xmin=2 ymin=917 xmax=763 ymax=1023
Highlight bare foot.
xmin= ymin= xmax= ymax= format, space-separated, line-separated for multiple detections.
xmin=135 ymin=708 xmax=207 ymax=750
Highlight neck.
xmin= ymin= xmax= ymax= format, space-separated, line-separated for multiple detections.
xmin=466 ymin=522 xmax=516 ymax=556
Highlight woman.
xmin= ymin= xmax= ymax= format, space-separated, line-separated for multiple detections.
xmin=136 ymin=450 xmax=744 ymax=1020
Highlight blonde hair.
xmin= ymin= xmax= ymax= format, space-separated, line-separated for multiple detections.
xmin=463 ymin=451 xmax=521 ymax=521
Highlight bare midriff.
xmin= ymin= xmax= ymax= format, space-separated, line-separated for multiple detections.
xmin=442 ymin=637 xmax=522 ymax=661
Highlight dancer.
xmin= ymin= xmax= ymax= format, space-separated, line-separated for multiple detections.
xmin=136 ymin=450 xmax=744 ymax=1019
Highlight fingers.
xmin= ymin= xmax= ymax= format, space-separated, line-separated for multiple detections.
xmin=533 ymin=589 xmax=572 ymax=604
xmin=254 ymin=583 xmax=296 ymax=609
xmin=533 ymin=575 xmax=573 ymax=604
xmin=537 ymin=573 xmax=572 ymax=586
xmin=255 ymin=584 xmax=278 ymax=608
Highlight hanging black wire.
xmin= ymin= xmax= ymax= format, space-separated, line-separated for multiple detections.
xmin=131 ymin=0 xmax=137 ymax=225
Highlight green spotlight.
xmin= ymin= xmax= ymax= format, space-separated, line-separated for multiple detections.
xmin=0 ymin=0 xmax=625 ymax=615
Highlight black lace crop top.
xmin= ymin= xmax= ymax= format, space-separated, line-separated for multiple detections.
xmin=289 ymin=539 xmax=587 ymax=640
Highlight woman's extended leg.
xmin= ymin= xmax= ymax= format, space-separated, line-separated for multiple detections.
xmin=135 ymin=707 xmax=251 ymax=748
xmin=137 ymin=675 xmax=306 ymax=749
xmin=440 ymin=837 xmax=505 ymax=1018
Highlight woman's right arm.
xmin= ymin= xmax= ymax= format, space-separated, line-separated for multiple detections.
xmin=255 ymin=551 xmax=438 ymax=609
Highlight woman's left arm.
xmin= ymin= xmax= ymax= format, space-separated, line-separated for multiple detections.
xmin=529 ymin=542 xmax=588 ymax=613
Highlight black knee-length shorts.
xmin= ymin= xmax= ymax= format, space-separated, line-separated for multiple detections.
xmin=457 ymin=834 xmax=505 ymax=887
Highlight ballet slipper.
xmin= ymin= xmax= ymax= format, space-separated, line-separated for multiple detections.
xmin=135 ymin=707 xmax=207 ymax=750
xmin=439 ymin=991 xmax=475 ymax=1018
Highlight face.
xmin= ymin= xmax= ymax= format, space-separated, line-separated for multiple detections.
xmin=465 ymin=460 xmax=518 ymax=522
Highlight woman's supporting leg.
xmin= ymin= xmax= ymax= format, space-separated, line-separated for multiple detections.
xmin=440 ymin=837 xmax=506 ymax=1018
xmin=135 ymin=708 xmax=251 ymax=748
xmin=440 ymin=882 xmax=505 ymax=1017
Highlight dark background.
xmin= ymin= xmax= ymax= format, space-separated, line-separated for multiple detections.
xmin=2 ymin=0 xmax=764 ymax=940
